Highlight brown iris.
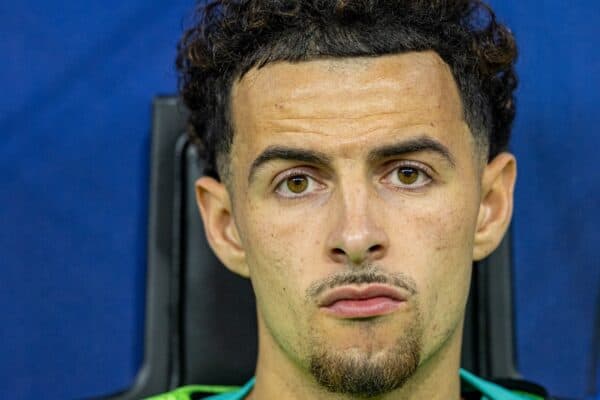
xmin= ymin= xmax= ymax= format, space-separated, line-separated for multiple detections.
xmin=286 ymin=175 xmax=309 ymax=193
xmin=397 ymin=167 xmax=419 ymax=185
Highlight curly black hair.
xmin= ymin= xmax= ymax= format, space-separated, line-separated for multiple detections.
xmin=176 ymin=0 xmax=517 ymax=180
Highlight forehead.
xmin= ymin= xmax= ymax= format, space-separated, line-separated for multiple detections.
xmin=230 ymin=51 xmax=468 ymax=165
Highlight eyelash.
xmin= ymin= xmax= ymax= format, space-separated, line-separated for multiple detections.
xmin=274 ymin=168 xmax=324 ymax=199
xmin=381 ymin=161 xmax=434 ymax=191
xmin=273 ymin=161 xmax=434 ymax=198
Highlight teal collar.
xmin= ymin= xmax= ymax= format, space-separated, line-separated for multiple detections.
xmin=237 ymin=369 xmax=534 ymax=400
xmin=459 ymin=369 xmax=536 ymax=399
xmin=219 ymin=369 xmax=534 ymax=400
xmin=153 ymin=368 xmax=539 ymax=400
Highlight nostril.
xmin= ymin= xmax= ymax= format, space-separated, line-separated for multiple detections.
xmin=331 ymin=248 xmax=345 ymax=256
xmin=329 ymin=247 xmax=347 ymax=263
xmin=369 ymin=244 xmax=383 ymax=253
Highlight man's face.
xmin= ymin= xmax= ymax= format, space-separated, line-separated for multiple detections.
xmin=199 ymin=51 xmax=512 ymax=396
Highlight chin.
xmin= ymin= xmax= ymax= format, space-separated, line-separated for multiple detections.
xmin=308 ymin=335 xmax=422 ymax=397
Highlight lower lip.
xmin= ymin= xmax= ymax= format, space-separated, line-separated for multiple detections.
xmin=322 ymin=296 xmax=403 ymax=318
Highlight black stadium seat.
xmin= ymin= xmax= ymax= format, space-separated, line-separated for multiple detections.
xmin=100 ymin=96 xmax=519 ymax=400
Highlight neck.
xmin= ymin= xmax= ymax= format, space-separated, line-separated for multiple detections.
xmin=247 ymin=318 xmax=464 ymax=400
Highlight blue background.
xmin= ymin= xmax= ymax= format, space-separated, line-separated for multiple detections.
xmin=1 ymin=1 xmax=598 ymax=399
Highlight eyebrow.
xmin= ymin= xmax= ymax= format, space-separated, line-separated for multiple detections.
xmin=247 ymin=135 xmax=455 ymax=184
xmin=367 ymin=135 xmax=456 ymax=167
xmin=248 ymin=146 xmax=332 ymax=183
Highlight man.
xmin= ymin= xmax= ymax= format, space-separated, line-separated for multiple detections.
xmin=151 ymin=1 xmax=549 ymax=399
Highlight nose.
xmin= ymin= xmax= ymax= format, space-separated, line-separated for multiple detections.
xmin=325 ymin=185 xmax=389 ymax=266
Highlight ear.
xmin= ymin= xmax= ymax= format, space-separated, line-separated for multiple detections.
xmin=195 ymin=176 xmax=249 ymax=278
xmin=473 ymin=152 xmax=517 ymax=261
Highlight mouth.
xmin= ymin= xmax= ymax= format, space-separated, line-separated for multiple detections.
xmin=318 ymin=284 xmax=407 ymax=319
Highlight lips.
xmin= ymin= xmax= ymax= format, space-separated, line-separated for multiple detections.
xmin=319 ymin=284 xmax=407 ymax=318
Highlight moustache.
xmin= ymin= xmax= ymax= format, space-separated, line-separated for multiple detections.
xmin=305 ymin=265 xmax=418 ymax=301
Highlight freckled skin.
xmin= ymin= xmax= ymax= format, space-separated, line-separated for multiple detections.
xmin=196 ymin=51 xmax=516 ymax=400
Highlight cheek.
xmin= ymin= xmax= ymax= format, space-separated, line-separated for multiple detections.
xmin=245 ymin=209 xmax=310 ymax=276
xmin=384 ymin=186 xmax=478 ymax=339
xmin=236 ymin=202 xmax=317 ymax=324
xmin=240 ymin=198 xmax=323 ymax=279
xmin=413 ymin=196 xmax=477 ymax=345
xmin=386 ymin=186 xmax=478 ymax=264
xmin=237 ymin=205 xmax=330 ymax=361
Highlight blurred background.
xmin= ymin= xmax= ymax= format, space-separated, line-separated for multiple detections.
xmin=1 ymin=1 xmax=598 ymax=399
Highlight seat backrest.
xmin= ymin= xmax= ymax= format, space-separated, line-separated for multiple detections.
xmin=101 ymin=96 xmax=519 ymax=400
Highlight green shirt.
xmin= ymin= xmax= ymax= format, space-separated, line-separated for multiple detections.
xmin=147 ymin=368 xmax=546 ymax=400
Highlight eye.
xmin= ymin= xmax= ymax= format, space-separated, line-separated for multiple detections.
xmin=275 ymin=173 xmax=321 ymax=198
xmin=386 ymin=165 xmax=432 ymax=189
xmin=286 ymin=175 xmax=309 ymax=193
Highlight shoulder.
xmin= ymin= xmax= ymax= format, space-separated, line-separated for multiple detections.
xmin=148 ymin=373 xmax=551 ymax=400
xmin=460 ymin=369 xmax=551 ymax=400
xmin=144 ymin=388 xmax=243 ymax=400
xmin=144 ymin=379 xmax=255 ymax=400
xmin=490 ymin=377 xmax=553 ymax=400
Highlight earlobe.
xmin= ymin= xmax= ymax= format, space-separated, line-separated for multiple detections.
xmin=195 ymin=176 xmax=250 ymax=277
xmin=473 ymin=152 xmax=517 ymax=261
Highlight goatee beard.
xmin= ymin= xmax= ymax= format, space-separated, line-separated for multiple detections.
xmin=309 ymin=325 xmax=422 ymax=397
